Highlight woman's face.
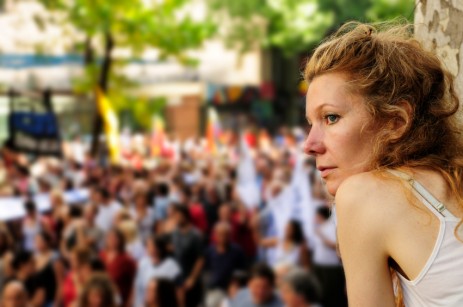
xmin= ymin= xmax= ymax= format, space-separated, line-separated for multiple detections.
xmin=304 ymin=73 xmax=377 ymax=195
xmin=105 ymin=231 xmax=119 ymax=251
xmin=87 ymin=288 xmax=103 ymax=307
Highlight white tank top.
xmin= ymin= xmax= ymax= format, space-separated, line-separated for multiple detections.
xmin=391 ymin=171 xmax=463 ymax=307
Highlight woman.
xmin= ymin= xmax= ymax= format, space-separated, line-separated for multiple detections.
xmin=99 ymin=228 xmax=136 ymax=307
xmin=33 ymin=232 xmax=65 ymax=307
xmin=75 ymin=273 xmax=118 ymax=307
xmin=118 ymin=219 xmax=145 ymax=261
xmin=258 ymin=220 xmax=309 ymax=269
xmin=22 ymin=200 xmax=48 ymax=252
xmin=144 ymin=277 xmax=179 ymax=307
xmin=129 ymin=192 xmax=155 ymax=242
xmin=303 ymin=21 xmax=463 ymax=306
xmin=273 ymin=220 xmax=308 ymax=269
xmin=133 ymin=236 xmax=181 ymax=307
xmin=62 ymin=247 xmax=94 ymax=307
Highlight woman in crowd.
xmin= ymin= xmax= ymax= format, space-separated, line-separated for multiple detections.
xmin=258 ymin=219 xmax=309 ymax=269
xmin=22 ymin=200 xmax=50 ymax=252
xmin=129 ymin=192 xmax=155 ymax=242
xmin=144 ymin=277 xmax=179 ymax=307
xmin=304 ymin=21 xmax=463 ymax=306
xmin=118 ymin=219 xmax=145 ymax=261
xmin=33 ymin=231 xmax=65 ymax=307
xmin=76 ymin=273 xmax=118 ymax=307
xmin=133 ymin=235 xmax=181 ymax=307
xmin=62 ymin=247 xmax=94 ymax=307
xmin=99 ymin=228 xmax=136 ymax=307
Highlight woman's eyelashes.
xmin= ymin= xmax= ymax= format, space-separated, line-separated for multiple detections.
xmin=323 ymin=114 xmax=340 ymax=125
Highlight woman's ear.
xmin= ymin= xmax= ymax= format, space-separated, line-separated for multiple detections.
xmin=388 ymin=100 xmax=413 ymax=141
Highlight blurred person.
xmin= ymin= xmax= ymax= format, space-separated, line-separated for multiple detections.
xmin=185 ymin=185 xmax=208 ymax=235
xmin=1 ymin=280 xmax=29 ymax=307
xmin=82 ymin=204 xmax=104 ymax=252
xmin=216 ymin=202 xmax=256 ymax=260
xmin=260 ymin=220 xmax=309 ymax=269
xmin=153 ymin=182 xmax=170 ymax=221
xmin=129 ymin=192 xmax=155 ymax=242
xmin=221 ymin=270 xmax=249 ymax=307
xmin=11 ymin=250 xmax=45 ymax=307
xmin=12 ymin=164 xmax=33 ymax=196
xmin=144 ymin=277 xmax=179 ymax=307
xmin=75 ymin=273 xmax=118 ymax=307
xmin=33 ymin=232 xmax=65 ymax=307
xmin=0 ymin=227 xmax=14 ymax=289
xmin=99 ymin=228 xmax=136 ymax=307
xmin=60 ymin=206 xmax=86 ymax=258
xmin=279 ymin=268 xmax=321 ymax=307
xmin=204 ymin=222 xmax=246 ymax=307
xmin=118 ymin=219 xmax=145 ymax=261
xmin=21 ymin=200 xmax=50 ymax=252
xmin=133 ymin=235 xmax=181 ymax=307
xmin=62 ymin=248 xmax=95 ymax=307
xmin=312 ymin=206 xmax=346 ymax=307
xmin=158 ymin=205 xmax=177 ymax=235
xmin=170 ymin=204 xmax=204 ymax=307
xmin=47 ymin=189 xmax=67 ymax=242
xmin=230 ymin=263 xmax=282 ymax=307
xmin=93 ymin=187 xmax=123 ymax=232
xmin=200 ymin=182 xmax=221 ymax=235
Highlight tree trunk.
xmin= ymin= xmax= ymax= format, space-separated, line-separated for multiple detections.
xmin=90 ymin=32 xmax=114 ymax=157
xmin=414 ymin=0 xmax=463 ymax=100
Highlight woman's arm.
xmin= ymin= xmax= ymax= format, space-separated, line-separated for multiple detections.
xmin=336 ymin=175 xmax=396 ymax=307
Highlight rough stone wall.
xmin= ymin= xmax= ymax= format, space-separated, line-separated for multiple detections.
xmin=414 ymin=0 xmax=463 ymax=100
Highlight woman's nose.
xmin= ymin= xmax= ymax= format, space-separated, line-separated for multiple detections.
xmin=303 ymin=127 xmax=325 ymax=156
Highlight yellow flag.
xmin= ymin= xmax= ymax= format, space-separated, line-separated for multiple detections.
xmin=95 ymin=88 xmax=120 ymax=164
xmin=151 ymin=114 xmax=165 ymax=157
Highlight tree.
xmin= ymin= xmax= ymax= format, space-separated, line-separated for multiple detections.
xmin=207 ymin=0 xmax=415 ymax=125
xmin=37 ymin=0 xmax=215 ymax=155
xmin=414 ymin=0 xmax=463 ymax=100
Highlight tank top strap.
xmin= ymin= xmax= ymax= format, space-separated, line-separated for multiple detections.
xmin=387 ymin=169 xmax=457 ymax=220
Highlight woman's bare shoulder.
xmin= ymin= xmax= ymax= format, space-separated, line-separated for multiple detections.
xmin=335 ymin=171 xmax=408 ymax=228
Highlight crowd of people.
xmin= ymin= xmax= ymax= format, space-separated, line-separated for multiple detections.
xmin=0 ymin=127 xmax=347 ymax=307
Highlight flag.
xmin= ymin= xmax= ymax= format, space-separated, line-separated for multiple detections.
xmin=206 ymin=107 xmax=222 ymax=154
xmin=95 ymin=88 xmax=120 ymax=164
xmin=151 ymin=114 xmax=165 ymax=157
xmin=236 ymin=135 xmax=261 ymax=209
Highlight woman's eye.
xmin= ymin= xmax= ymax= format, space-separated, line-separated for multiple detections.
xmin=324 ymin=114 xmax=340 ymax=125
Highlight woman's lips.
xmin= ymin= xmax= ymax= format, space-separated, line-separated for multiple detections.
xmin=318 ymin=167 xmax=336 ymax=178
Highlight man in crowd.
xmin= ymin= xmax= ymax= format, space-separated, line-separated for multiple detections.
xmin=204 ymin=222 xmax=247 ymax=307
xmin=170 ymin=204 xmax=204 ymax=307
xmin=280 ymin=268 xmax=321 ymax=307
xmin=231 ymin=263 xmax=283 ymax=307
xmin=92 ymin=187 xmax=122 ymax=232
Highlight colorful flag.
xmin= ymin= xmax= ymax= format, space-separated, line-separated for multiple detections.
xmin=151 ymin=114 xmax=165 ymax=157
xmin=206 ymin=107 xmax=222 ymax=155
xmin=95 ymin=88 xmax=120 ymax=164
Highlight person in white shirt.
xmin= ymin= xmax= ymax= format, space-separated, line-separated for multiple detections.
xmin=133 ymin=236 xmax=181 ymax=307
xmin=93 ymin=187 xmax=122 ymax=232
xmin=312 ymin=206 xmax=346 ymax=307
